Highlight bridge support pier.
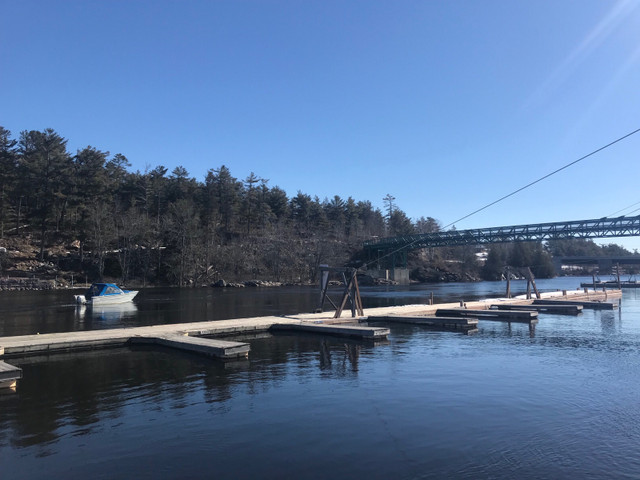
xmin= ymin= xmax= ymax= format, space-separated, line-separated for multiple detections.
xmin=369 ymin=268 xmax=410 ymax=285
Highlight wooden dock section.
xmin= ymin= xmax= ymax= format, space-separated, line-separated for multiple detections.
xmin=581 ymin=281 xmax=640 ymax=289
xmin=0 ymin=316 xmax=293 ymax=360
xmin=531 ymin=299 xmax=617 ymax=310
xmin=490 ymin=304 xmax=583 ymax=315
xmin=366 ymin=315 xmax=478 ymax=330
xmin=271 ymin=323 xmax=389 ymax=340
xmin=0 ymin=315 xmax=391 ymax=362
xmin=436 ymin=308 xmax=538 ymax=322
xmin=0 ymin=360 xmax=22 ymax=389
xmin=131 ymin=334 xmax=251 ymax=358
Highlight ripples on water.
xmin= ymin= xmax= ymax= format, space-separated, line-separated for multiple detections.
xmin=1 ymin=280 xmax=640 ymax=479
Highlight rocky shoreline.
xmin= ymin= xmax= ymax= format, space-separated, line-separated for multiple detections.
xmin=0 ymin=277 xmax=56 ymax=291
xmin=211 ymin=274 xmax=401 ymax=289
xmin=211 ymin=279 xmax=292 ymax=288
xmin=0 ymin=275 xmax=399 ymax=292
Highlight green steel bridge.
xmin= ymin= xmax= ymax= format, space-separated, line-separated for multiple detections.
xmin=363 ymin=215 xmax=640 ymax=269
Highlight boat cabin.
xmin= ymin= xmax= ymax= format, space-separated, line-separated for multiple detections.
xmin=86 ymin=283 xmax=126 ymax=299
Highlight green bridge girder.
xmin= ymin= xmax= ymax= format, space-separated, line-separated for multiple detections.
xmin=364 ymin=215 xmax=640 ymax=269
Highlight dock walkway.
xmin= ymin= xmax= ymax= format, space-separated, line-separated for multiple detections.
xmin=0 ymin=316 xmax=390 ymax=361
xmin=0 ymin=287 xmax=621 ymax=389
xmin=0 ymin=316 xmax=294 ymax=360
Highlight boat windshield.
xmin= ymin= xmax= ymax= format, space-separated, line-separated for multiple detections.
xmin=104 ymin=285 xmax=123 ymax=295
xmin=86 ymin=284 xmax=124 ymax=299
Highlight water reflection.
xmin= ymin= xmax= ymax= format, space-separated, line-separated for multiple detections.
xmin=0 ymin=333 xmax=368 ymax=453
xmin=74 ymin=303 xmax=138 ymax=324
xmin=253 ymin=332 xmax=366 ymax=376
xmin=600 ymin=310 xmax=617 ymax=335
xmin=319 ymin=340 xmax=360 ymax=373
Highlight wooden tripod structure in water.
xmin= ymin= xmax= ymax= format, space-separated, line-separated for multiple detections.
xmin=316 ymin=265 xmax=364 ymax=318
xmin=505 ymin=266 xmax=541 ymax=299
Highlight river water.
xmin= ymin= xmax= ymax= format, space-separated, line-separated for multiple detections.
xmin=1 ymin=277 xmax=639 ymax=479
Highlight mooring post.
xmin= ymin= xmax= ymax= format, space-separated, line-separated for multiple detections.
xmin=506 ymin=267 xmax=511 ymax=298
xmin=429 ymin=292 xmax=434 ymax=305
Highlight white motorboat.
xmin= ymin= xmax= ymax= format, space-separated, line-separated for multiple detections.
xmin=74 ymin=283 xmax=138 ymax=306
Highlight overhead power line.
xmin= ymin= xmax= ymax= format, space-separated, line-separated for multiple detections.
xmin=607 ymin=200 xmax=640 ymax=217
xmin=363 ymin=127 xmax=640 ymax=269
xmin=442 ymin=127 xmax=640 ymax=230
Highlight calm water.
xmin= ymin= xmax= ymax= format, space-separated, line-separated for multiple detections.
xmin=1 ymin=277 xmax=639 ymax=479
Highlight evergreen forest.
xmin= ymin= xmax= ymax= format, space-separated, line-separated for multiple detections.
xmin=0 ymin=127 xmax=636 ymax=287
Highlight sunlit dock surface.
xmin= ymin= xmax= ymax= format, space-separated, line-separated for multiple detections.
xmin=0 ymin=316 xmax=389 ymax=362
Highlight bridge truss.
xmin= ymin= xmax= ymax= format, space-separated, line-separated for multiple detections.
xmin=363 ymin=215 xmax=640 ymax=268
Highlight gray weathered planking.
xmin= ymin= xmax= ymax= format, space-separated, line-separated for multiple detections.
xmin=366 ymin=315 xmax=478 ymax=330
xmin=436 ymin=308 xmax=538 ymax=322
xmin=270 ymin=323 xmax=389 ymax=340
xmin=490 ymin=304 xmax=583 ymax=315
xmin=531 ymin=299 xmax=617 ymax=310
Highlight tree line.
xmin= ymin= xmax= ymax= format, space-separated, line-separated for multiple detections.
xmin=0 ymin=127 xmax=433 ymax=285
xmin=1 ymin=126 xmax=634 ymax=286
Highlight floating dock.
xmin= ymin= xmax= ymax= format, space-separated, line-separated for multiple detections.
xmin=0 ymin=287 xmax=622 ymax=389
xmin=131 ymin=334 xmax=251 ymax=358
xmin=490 ymin=304 xmax=583 ymax=315
xmin=366 ymin=315 xmax=478 ymax=330
xmin=436 ymin=308 xmax=538 ymax=322
xmin=271 ymin=323 xmax=389 ymax=340
xmin=0 ymin=360 xmax=22 ymax=389
xmin=531 ymin=299 xmax=617 ymax=310
xmin=0 ymin=316 xmax=389 ymax=362
xmin=580 ymin=281 xmax=640 ymax=289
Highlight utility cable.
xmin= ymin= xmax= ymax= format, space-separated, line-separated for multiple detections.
xmin=441 ymin=126 xmax=640 ymax=230
xmin=606 ymin=200 xmax=640 ymax=217
xmin=363 ymin=126 xmax=640 ymax=269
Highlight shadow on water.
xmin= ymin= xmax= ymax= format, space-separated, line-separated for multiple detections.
xmin=74 ymin=303 xmax=139 ymax=324
xmin=0 ymin=333 xmax=368 ymax=452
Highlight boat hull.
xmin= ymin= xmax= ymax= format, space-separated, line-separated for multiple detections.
xmin=75 ymin=291 xmax=138 ymax=306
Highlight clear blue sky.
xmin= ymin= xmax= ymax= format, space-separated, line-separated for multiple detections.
xmin=2 ymin=1 xmax=640 ymax=250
